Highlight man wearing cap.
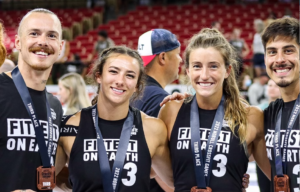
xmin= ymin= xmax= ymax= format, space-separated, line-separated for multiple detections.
xmin=131 ymin=29 xmax=181 ymax=192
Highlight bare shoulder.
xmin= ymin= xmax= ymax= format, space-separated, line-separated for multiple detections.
xmin=247 ymin=105 xmax=263 ymax=121
xmin=141 ymin=112 xmax=166 ymax=136
xmin=66 ymin=111 xmax=82 ymax=126
xmin=159 ymin=100 xmax=184 ymax=120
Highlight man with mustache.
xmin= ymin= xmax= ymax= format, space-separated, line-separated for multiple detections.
xmin=262 ymin=17 xmax=300 ymax=192
xmin=0 ymin=8 xmax=63 ymax=192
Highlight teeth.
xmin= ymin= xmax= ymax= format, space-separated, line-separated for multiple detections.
xmin=35 ymin=51 xmax=48 ymax=56
xmin=112 ymin=88 xmax=124 ymax=93
xmin=199 ymin=83 xmax=212 ymax=87
xmin=276 ymin=69 xmax=289 ymax=73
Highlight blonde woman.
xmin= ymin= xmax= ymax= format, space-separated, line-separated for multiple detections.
xmin=58 ymin=73 xmax=90 ymax=115
xmin=159 ymin=28 xmax=271 ymax=192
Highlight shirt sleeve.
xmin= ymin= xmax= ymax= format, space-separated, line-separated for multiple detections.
xmin=59 ymin=115 xmax=78 ymax=137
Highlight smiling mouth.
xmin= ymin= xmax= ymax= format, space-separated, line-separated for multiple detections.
xmin=32 ymin=51 xmax=50 ymax=57
xmin=274 ymin=68 xmax=291 ymax=73
xmin=197 ymin=82 xmax=214 ymax=87
xmin=111 ymin=87 xmax=125 ymax=93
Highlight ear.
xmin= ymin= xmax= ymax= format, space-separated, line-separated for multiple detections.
xmin=95 ymin=72 xmax=102 ymax=84
xmin=59 ymin=40 xmax=65 ymax=54
xmin=225 ymin=65 xmax=232 ymax=79
xmin=15 ymin=35 xmax=21 ymax=51
xmin=158 ymin=52 xmax=166 ymax=66
xmin=186 ymin=67 xmax=190 ymax=78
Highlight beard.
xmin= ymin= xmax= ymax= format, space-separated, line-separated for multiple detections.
xmin=276 ymin=78 xmax=294 ymax=88
xmin=29 ymin=63 xmax=52 ymax=71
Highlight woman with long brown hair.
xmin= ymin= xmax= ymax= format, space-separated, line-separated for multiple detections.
xmin=55 ymin=46 xmax=173 ymax=192
xmin=159 ymin=28 xmax=271 ymax=192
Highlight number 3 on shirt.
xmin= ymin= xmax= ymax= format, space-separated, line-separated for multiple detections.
xmin=122 ymin=162 xmax=137 ymax=186
xmin=212 ymin=154 xmax=227 ymax=177
xmin=293 ymin=164 xmax=300 ymax=192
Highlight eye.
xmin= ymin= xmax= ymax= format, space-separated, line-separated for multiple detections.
xmin=267 ymin=50 xmax=276 ymax=55
xmin=127 ymin=74 xmax=135 ymax=79
xmin=285 ymin=49 xmax=294 ymax=54
xmin=109 ymin=70 xmax=117 ymax=74
xmin=30 ymin=32 xmax=38 ymax=36
xmin=193 ymin=64 xmax=201 ymax=69
xmin=210 ymin=65 xmax=218 ymax=69
xmin=49 ymin=34 xmax=57 ymax=39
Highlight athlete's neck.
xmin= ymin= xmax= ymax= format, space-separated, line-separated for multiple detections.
xmin=97 ymin=94 xmax=129 ymax=121
xmin=8 ymin=62 xmax=51 ymax=91
xmin=196 ymin=93 xmax=222 ymax=110
xmin=280 ymin=79 xmax=300 ymax=102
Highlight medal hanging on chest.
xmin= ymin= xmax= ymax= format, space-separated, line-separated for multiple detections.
xmin=191 ymin=186 xmax=212 ymax=192
xmin=12 ymin=67 xmax=56 ymax=190
xmin=272 ymin=95 xmax=300 ymax=192
xmin=190 ymin=96 xmax=225 ymax=192
xmin=37 ymin=166 xmax=56 ymax=190
xmin=274 ymin=175 xmax=290 ymax=192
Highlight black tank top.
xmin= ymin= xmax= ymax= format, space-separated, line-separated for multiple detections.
xmin=68 ymin=106 xmax=152 ymax=192
xmin=170 ymin=101 xmax=249 ymax=192
xmin=264 ymin=99 xmax=300 ymax=192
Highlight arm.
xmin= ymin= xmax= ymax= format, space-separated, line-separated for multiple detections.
xmin=248 ymin=106 xmax=271 ymax=180
xmin=150 ymin=119 xmax=174 ymax=189
xmin=55 ymin=140 xmax=68 ymax=176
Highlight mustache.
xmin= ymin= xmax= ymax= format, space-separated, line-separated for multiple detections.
xmin=271 ymin=63 xmax=294 ymax=69
xmin=29 ymin=46 xmax=54 ymax=54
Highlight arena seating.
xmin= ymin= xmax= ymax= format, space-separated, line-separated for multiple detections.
xmin=2 ymin=7 xmax=103 ymax=54
xmin=69 ymin=2 xmax=298 ymax=61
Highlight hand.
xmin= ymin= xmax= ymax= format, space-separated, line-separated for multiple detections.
xmin=160 ymin=92 xmax=190 ymax=107
xmin=242 ymin=173 xmax=250 ymax=192
xmin=12 ymin=190 xmax=36 ymax=192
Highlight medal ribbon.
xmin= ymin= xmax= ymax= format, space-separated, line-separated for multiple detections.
xmin=190 ymin=95 xmax=225 ymax=189
xmin=92 ymin=105 xmax=134 ymax=192
xmin=273 ymin=94 xmax=300 ymax=176
xmin=11 ymin=66 xmax=53 ymax=168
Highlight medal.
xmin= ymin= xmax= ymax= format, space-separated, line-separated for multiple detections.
xmin=191 ymin=186 xmax=212 ymax=192
xmin=274 ymin=174 xmax=290 ymax=192
xmin=36 ymin=166 xmax=56 ymax=190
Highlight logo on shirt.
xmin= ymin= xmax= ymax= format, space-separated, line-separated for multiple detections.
xmin=51 ymin=108 xmax=56 ymax=120
xmin=131 ymin=125 xmax=138 ymax=136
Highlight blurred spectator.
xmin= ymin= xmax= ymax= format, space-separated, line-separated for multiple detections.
xmin=0 ymin=59 xmax=15 ymax=73
xmin=65 ymin=53 xmax=85 ymax=75
xmin=0 ymin=22 xmax=6 ymax=67
xmin=211 ymin=21 xmax=230 ymax=39
xmin=264 ymin=11 xmax=277 ymax=27
xmin=229 ymin=28 xmax=249 ymax=75
xmin=52 ymin=37 xmax=70 ymax=84
xmin=239 ymin=73 xmax=252 ymax=102
xmin=247 ymin=73 xmax=269 ymax=106
xmin=58 ymin=73 xmax=91 ymax=115
xmin=92 ymin=30 xmax=115 ymax=59
xmin=252 ymin=19 xmax=266 ymax=77
xmin=283 ymin=8 xmax=293 ymax=17
xmin=257 ymin=79 xmax=281 ymax=110
xmin=211 ymin=21 xmax=222 ymax=31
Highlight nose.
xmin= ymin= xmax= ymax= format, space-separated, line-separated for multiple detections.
xmin=200 ymin=66 xmax=210 ymax=80
xmin=38 ymin=34 xmax=48 ymax=46
xmin=274 ymin=51 xmax=286 ymax=64
xmin=115 ymin=73 xmax=125 ymax=87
